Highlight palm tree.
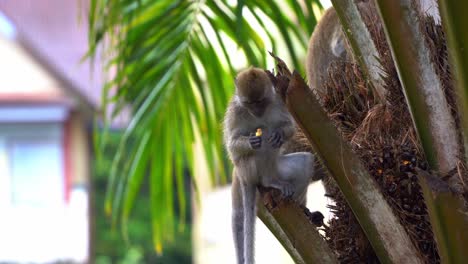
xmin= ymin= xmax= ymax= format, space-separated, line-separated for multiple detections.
xmin=88 ymin=0 xmax=468 ymax=263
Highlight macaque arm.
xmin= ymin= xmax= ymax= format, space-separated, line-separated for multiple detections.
xmin=224 ymin=102 xmax=256 ymax=161
xmin=282 ymin=120 xmax=295 ymax=140
xmin=227 ymin=129 xmax=253 ymax=161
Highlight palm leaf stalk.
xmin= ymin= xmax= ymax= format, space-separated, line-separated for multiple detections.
xmin=256 ymin=205 xmax=305 ymax=264
xmin=374 ymin=0 xmax=468 ymax=262
xmin=418 ymin=169 xmax=468 ymax=263
xmin=439 ymin=0 xmax=468 ymax=175
xmin=257 ymin=188 xmax=338 ymax=264
xmin=87 ymin=0 xmax=322 ymax=252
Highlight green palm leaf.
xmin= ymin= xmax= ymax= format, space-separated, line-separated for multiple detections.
xmin=88 ymin=0 xmax=321 ymax=251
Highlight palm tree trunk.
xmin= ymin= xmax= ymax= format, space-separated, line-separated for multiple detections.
xmin=282 ymin=70 xmax=423 ymax=264
xmin=375 ymin=0 xmax=458 ymax=175
xmin=375 ymin=1 xmax=468 ymax=262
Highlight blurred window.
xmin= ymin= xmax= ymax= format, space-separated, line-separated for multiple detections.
xmin=10 ymin=138 xmax=64 ymax=206
xmin=0 ymin=123 xmax=64 ymax=207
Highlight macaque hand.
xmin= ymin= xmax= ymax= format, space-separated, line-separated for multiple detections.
xmin=249 ymin=135 xmax=262 ymax=149
xmin=268 ymin=130 xmax=284 ymax=148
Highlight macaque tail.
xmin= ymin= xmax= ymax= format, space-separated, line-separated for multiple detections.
xmin=243 ymin=183 xmax=256 ymax=264
xmin=232 ymin=174 xmax=245 ymax=264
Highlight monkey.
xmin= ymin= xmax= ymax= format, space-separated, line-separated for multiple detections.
xmin=224 ymin=67 xmax=317 ymax=264
xmin=306 ymin=0 xmax=439 ymax=95
xmin=306 ymin=6 xmax=351 ymax=96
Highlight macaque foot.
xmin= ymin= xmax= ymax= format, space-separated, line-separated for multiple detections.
xmin=270 ymin=181 xmax=294 ymax=197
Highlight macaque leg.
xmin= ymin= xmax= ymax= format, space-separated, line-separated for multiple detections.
xmin=231 ymin=172 xmax=245 ymax=264
xmin=277 ymin=152 xmax=315 ymax=206
xmin=242 ymin=181 xmax=257 ymax=264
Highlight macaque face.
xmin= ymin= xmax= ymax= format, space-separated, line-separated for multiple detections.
xmin=240 ymin=94 xmax=270 ymax=117
xmin=235 ymin=67 xmax=273 ymax=117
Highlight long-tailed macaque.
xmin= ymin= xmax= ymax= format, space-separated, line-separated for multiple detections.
xmin=224 ymin=68 xmax=316 ymax=264
xmin=306 ymin=7 xmax=350 ymax=95
xmin=306 ymin=0 xmax=440 ymax=93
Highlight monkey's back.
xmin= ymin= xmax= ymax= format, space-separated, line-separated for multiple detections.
xmin=306 ymin=7 xmax=351 ymax=95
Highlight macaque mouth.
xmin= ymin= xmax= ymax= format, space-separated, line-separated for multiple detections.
xmin=249 ymin=108 xmax=266 ymax=117
xmin=244 ymin=98 xmax=269 ymax=117
xmin=243 ymin=98 xmax=265 ymax=105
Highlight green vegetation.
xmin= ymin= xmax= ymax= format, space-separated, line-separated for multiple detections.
xmin=92 ymin=132 xmax=191 ymax=263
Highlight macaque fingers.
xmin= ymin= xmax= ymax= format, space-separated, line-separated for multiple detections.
xmin=268 ymin=131 xmax=283 ymax=148
xmin=270 ymin=180 xmax=294 ymax=197
xmin=250 ymin=137 xmax=261 ymax=142
xmin=274 ymin=139 xmax=284 ymax=148
xmin=281 ymin=182 xmax=294 ymax=197
xmin=267 ymin=131 xmax=278 ymax=142
xmin=249 ymin=136 xmax=262 ymax=149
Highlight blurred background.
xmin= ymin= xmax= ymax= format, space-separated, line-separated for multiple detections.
xmin=0 ymin=0 xmax=341 ymax=263
xmin=0 ymin=0 xmax=94 ymax=263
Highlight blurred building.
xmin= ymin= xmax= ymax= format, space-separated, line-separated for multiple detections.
xmin=0 ymin=1 xmax=101 ymax=263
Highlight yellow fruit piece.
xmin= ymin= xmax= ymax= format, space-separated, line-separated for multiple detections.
xmin=255 ymin=128 xmax=262 ymax=137
xmin=402 ymin=160 xmax=410 ymax=165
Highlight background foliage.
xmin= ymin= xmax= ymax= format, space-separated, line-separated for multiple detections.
xmin=92 ymin=132 xmax=192 ymax=263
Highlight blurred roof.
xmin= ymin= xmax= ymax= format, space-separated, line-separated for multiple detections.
xmin=0 ymin=34 xmax=66 ymax=104
xmin=0 ymin=0 xmax=102 ymax=113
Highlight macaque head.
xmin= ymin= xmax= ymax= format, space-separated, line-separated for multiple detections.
xmin=235 ymin=67 xmax=273 ymax=117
